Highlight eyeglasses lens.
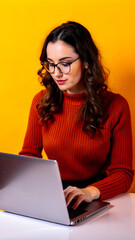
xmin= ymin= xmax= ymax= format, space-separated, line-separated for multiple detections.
xmin=43 ymin=62 xmax=70 ymax=74
xmin=57 ymin=63 xmax=70 ymax=74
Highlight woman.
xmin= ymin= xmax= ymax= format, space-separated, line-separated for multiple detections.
xmin=20 ymin=21 xmax=134 ymax=210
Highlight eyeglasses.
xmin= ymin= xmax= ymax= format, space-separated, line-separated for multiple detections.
xmin=41 ymin=57 xmax=80 ymax=74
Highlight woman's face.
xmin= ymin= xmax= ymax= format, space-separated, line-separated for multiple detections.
xmin=46 ymin=40 xmax=85 ymax=94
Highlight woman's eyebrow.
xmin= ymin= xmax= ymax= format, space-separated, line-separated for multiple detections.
xmin=47 ymin=57 xmax=72 ymax=61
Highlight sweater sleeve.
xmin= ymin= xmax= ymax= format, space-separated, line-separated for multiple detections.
xmin=19 ymin=90 xmax=45 ymax=158
xmin=91 ymin=95 xmax=134 ymax=199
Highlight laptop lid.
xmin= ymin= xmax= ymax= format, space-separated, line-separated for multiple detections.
xmin=0 ymin=152 xmax=110 ymax=225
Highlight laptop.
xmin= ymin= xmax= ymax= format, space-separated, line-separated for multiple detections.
xmin=0 ymin=152 xmax=110 ymax=225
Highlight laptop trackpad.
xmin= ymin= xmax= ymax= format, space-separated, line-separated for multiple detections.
xmin=68 ymin=200 xmax=88 ymax=219
xmin=68 ymin=199 xmax=109 ymax=220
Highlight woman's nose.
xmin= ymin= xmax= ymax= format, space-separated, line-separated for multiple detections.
xmin=54 ymin=66 xmax=63 ymax=77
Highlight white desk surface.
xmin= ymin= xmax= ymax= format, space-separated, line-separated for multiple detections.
xmin=0 ymin=193 xmax=135 ymax=240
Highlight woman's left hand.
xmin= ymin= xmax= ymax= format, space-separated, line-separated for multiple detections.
xmin=64 ymin=185 xmax=100 ymax=209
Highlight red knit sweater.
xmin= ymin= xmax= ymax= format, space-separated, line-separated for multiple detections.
xmin=19 ymin=90 xmax=134 ymax=200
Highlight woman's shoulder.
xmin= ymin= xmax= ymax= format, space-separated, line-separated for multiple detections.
xmin=101 ymin=89 xmax=129 ymax=109
xmin=100 ymin=89 xmax=131 ymax=121
xmin=32 ymin=89 xmax=46 ymax=105
xmin=29 ymin=90 xmax=46 ymax=113
xmin=100 ymin=89 xmax=131 ymax=127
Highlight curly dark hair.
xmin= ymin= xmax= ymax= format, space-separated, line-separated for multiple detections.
xmin=37 ymin=21 xmax=109 ymax=134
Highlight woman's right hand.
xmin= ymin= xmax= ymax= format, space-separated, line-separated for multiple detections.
xmin=64 ymin=185 xmax=101 ymax=209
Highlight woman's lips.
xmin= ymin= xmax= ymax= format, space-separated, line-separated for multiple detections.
xmin=56 ymin=80 xmax=67 ymax=85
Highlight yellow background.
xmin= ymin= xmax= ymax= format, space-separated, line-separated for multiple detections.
xmin=0 ymin=0 xmax=135 ymax=190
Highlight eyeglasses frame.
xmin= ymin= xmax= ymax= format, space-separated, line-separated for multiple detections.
xmin=41 ymin=57 xmax=80 ymax=74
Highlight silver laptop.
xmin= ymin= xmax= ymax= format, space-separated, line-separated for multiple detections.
xmin=0 ymin=152 xmax=110 ymax=225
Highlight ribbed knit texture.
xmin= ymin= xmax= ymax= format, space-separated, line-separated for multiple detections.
xmin=20 ymin=89 xmax=134 ymax=200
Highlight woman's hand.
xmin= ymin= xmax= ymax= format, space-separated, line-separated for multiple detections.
xmin=64 ymin=186 xmax=100 ymax=209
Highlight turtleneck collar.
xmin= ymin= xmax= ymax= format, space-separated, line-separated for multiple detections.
xmin=63 ymin=91 xmax=86 ymax=106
